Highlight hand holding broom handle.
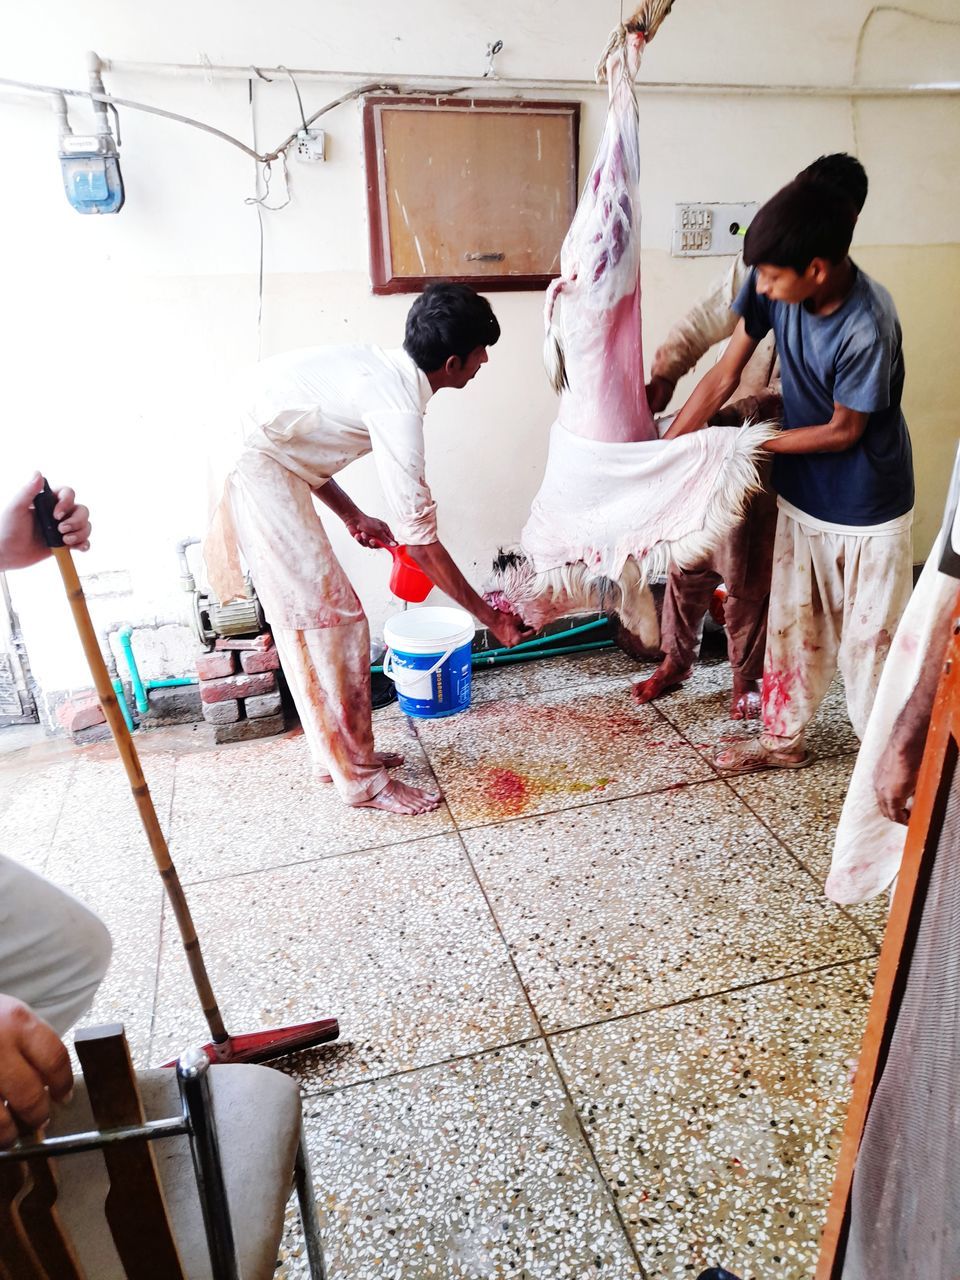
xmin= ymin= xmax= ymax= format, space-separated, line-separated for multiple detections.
xmin=32 ymin=479 xmax=229 ymax=1047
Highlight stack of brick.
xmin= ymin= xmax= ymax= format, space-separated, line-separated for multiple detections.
xmin=197 ymin=633 xmax=285 ymax=744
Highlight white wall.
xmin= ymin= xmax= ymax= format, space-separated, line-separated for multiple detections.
xmin=2 ymin=1 xmax=958 ymax=702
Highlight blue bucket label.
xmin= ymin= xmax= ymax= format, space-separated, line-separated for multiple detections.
xmin=390 ymin=640 xmax=472 ymax=719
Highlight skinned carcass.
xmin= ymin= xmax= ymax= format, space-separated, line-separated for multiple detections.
xmin=487 ymin=10 xmax=774 ymax=650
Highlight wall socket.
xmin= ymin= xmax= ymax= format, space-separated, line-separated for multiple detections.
xmin=672 ymin=202 xmax=758 ymax=257
xmin=295 ymin=129 xmax=326 ymax=162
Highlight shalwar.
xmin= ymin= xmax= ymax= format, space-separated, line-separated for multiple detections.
xmin=659 ymin=472 xmax=778 ymax=682
xmin=205 ymin=346 xmax=438 ymax=804
xmin=827 ymin=528 xmax=960 ymax=904
xmin=0 ymin=855 xmax=112 ymax=1035
xmin=651 ymin=254 xmax=780 ymax=679
xmin=759 ymin=502 xmax=914 ymax=755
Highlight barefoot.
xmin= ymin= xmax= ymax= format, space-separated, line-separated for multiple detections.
xmin=730 ymin=681 xmax=761 ymax=721
xmin=354 ymin=778 xmax=441 ymax=815
xmin=631 ymin=661 xmax=691 ymax=705
xmin=316 ymin=750 xmax=405 ymax=784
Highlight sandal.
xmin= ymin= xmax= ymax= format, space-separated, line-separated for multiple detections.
xmin=713 ymin=737 xmax=812 ymax=775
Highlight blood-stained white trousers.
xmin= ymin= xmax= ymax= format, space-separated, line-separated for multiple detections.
xmin=760 ymin=507 xmax=914 ymax=754
xmin=223 ymin=452 xmax=389 ymax=804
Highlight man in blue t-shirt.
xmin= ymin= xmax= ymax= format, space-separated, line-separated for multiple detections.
xmin=664 ymin=175 xmax=914 ymax=773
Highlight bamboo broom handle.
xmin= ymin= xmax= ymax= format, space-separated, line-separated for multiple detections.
xmin=36 ymin=484 xmax=228 ymax=1044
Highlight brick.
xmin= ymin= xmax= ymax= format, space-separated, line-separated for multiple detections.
xmin=196 ymin=650 xmax=236 ymax=680
xmin=240 ymin=645 xmax=280 ymax=675
xmin=56 ymin=696 xmax=105 ymax=734
xmin=202 ymin=699 xmax=241 ymax=724
xmin=73 ymin=721 xmax=113 ymax=746
xmin=213 ymin=712 xmax=284 ymax=745
xmin=140 ymin=685 xmax=203 ymax=728
xmin=244 ymin=691 xmax=282 ymax=719
xmin=199 ymin=672 xmax=276 ymax=705
xmin=215 ymin=633 xmax=273 ymax=652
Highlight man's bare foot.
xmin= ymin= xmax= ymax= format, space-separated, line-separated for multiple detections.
xmin=631 ymin=661 xmax=691 ymax=705
xmin=730 ymin=680 xmax=761 ymax=721
xmin=354 ymin=778 xmax=441 ymax=815
xmin=316 ymin=750 xmax=404 ymax=784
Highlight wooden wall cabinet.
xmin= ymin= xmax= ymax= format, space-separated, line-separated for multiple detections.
xmin=363 ymin=96 xmax=580 ymax=294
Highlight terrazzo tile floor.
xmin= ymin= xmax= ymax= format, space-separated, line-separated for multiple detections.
xmin=1 ymin=650 xmax=885 ymax=1279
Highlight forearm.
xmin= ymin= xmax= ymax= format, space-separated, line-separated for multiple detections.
xmin=891 ymin=610 xmax=953 ymax=761
xmin=312 ymin=479 xmax=361 ymax=523
xmin=763 ymin=420 xmax=864 ymax=455
xmin=405 ymin=541 xmax=501 ymax=630
xmin=664 ymin=366 xmax=741 ymax=439
xmin=652 ymin=260 xmax=742 ymax=385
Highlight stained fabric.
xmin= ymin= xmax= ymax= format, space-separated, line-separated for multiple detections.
xmin=759 ymin=505 xmax=913 ymax=756
xmin=827 ymin=534 xmax=959 ymax=904
xmin=521 ymin=419 xmax=774 ymax=582
xmin=206 ymin=448 xmax=391 ymax=802
xmin=660 ymin=473 xmax=778 ymax=680
xmin=205 ymin=344 xmax=437 ymax=608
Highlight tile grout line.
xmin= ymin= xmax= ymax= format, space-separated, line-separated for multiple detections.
xmin=543 ymin=951 xmax=879 ymax=1044
xmin=649 ymin=693 xmax=879 ymax=947
xmin=300 ymin=1031 xmax=546 ymax=1100
xmin=36 ymin=754 xmax=79 ymax=876
xmin=409 ymin=714 xmax=651 ymax=1279
xmin=719 ymin=777 xmax=882 ymax=950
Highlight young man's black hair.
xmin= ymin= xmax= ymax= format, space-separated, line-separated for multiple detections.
xmin=743 ymin=178 xmax=858 ymax=274
xmin=798 ymin=152 xmax=869 ymax=214
xmin=403 ymin=282 xmax=501 ymax=373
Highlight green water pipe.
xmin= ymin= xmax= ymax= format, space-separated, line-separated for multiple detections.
xmin=118 ymin=626 xmax=197 ymax=714
xmin=471 ymin=639 xmax=612 ymax=667
xmin=474 ymin=616 xmax=607 ymax=662
xmin=111 ymin=677 xmax=136 ymax=731
xmin=118 ymin=626 xmax=149 ymax=713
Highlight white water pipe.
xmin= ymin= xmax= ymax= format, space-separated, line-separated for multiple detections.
xmin=97 ymin=59 xmax=960 ymax=98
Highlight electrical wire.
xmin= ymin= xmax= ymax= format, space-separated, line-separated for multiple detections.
xmin=0 ymin=73 xmax=390 ymax=164
xmin=278 ymin=65 xmax=309 ymax=131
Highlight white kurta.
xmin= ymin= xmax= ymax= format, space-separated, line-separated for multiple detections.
xmin=203 ymin=346 xmax=438 ymax=803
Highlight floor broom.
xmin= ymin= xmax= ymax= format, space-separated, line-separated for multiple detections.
xmin=34 ymin=479 xmax=339 ymax=1064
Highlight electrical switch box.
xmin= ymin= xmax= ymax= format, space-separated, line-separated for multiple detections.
xmin=295 ymin=129 xmax=326 ymax=162
xmin=672 ymin=202 xmax=758 ymax=257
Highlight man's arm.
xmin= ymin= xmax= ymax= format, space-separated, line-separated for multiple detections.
xmin=314 ymin=482 xmax=531 ymax=648
xmin=663 ymin=321 xmax=759 ymax=439
xmin=405 ymin=542 xmax=532 ymax=648
xmin=763 ymin=404 xmax=868 ymax=455
xmin=0 ymin=474 xmax=92 ymax=571
xmin=874 ymin=605 xmax=954 ymax=825
xmin=647 ymin=258 xmax=748 ymax=412
xmin=313 ymin=479 xmax=396 ymax=548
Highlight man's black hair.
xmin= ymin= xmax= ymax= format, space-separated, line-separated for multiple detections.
xmin=403 ymin=282 xmax=501 ymax=372
xmin=743 ymin=178 xmax=857 ymax=274
xmin=797 ymin=152 xmax=868 ymax=213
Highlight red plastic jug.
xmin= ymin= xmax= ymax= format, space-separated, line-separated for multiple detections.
xmin=374 ymin=541 xmax=434 ymax=603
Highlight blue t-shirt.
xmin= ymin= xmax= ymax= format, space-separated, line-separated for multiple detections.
xmin=733 ymin=265 xmax=914 ymax=525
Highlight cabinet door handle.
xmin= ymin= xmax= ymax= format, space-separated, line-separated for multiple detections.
xmin=464 ymin=251 xmax=505 ymax=262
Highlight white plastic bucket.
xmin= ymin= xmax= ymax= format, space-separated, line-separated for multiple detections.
xmin=382 ymin=607 xmax=475 ymax=719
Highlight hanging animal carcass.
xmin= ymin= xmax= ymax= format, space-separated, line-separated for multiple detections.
xmin=485 ymin=6 xmax=774 ymax=652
